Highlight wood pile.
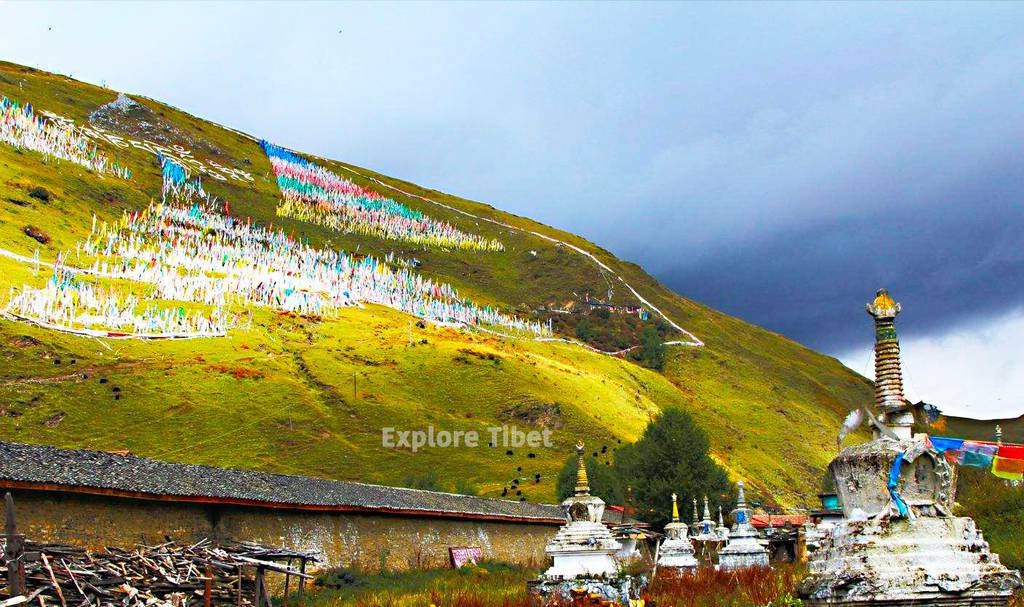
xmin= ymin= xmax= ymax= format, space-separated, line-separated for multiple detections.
xmin=1 ymin=538 xmax=315 ymax=607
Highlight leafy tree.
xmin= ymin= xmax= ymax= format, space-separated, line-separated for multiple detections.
xmin=556 ymin=451 xmax=624 ymax=505
xmin=639 ymin=325 xmax=666 ymax=370
xmin=575 ymin=318 xmax=594 ymax=341
xmin=613 ymin=407 xmax=734 ymax=529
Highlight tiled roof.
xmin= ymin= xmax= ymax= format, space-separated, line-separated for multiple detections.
xmin=0 ymin=441 xmax=564 ymax=523
xmin=750 ymin=514 xmax=807 ymax=528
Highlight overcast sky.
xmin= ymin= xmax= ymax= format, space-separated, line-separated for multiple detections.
xmin=2 ymin=2 xmax=1022 ymax=419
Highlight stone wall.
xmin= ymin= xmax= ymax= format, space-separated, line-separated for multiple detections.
xmin=4 ymin=489 xmax=557 ymax=572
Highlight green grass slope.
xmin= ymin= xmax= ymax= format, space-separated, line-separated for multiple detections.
xmin=0 ymin=60 xmax=873 ymax=507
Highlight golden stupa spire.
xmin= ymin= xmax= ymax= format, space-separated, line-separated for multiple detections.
xmin=866 ymin=288 xmax=905 ymax=414
xmin=671 ymin=493 xmax=680 ymax=522
xmin=574 ymin=441 xmax=590 ymax=496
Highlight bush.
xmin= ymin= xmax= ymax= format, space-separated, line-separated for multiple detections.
xmin=402 ymin=471 xmax=441 ymax=491
xmin=28 ymin=186 xmax=50 ymax=202
xmin=650 ymin=565 xmax=805 ymax=607
xmin=639 ymin=325 xmax=666 ymax=370
xmin=23 ymin=225 xmax=51 ymax=244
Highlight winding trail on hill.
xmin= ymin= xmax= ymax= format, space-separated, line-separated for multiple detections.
xmin=316 ymin=161 xmax=704 ymax=348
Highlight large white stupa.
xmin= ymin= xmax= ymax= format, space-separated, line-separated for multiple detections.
xmin=798 ymin=290 xmax=1022 ymax=606
xmin=543 ymin=442 xmax=620 ymax=579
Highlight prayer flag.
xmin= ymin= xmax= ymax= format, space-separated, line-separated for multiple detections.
xmin=928 ymin=436 xmax=964 ymax=454
xmin=996 ymin=444 xmax=1024 ymax=460
xmin=958 ymin=442 xmax=997 ymax=468
xmin=992 ymin=456 xmax=1024 ymax=481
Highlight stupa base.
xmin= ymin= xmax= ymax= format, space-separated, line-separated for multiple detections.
xmin=543 ymin=551 xmax=618 ymax=579
xmin=799 ymin=517 xmax=1020 ymax=607
xmin=530 ymin=574 xmax=647 ymax=604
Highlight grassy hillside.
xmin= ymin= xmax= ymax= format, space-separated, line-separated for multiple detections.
xmin=0 ymin=60 xmax=874 ymax=507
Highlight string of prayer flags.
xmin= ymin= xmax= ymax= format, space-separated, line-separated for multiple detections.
xmin=0 ymin=96 xmax=131 ymax=179
xmin=260 ymin=140 xmax=503 ymax=252
xmin=926 ymin=435 xmax=1024 ymax=480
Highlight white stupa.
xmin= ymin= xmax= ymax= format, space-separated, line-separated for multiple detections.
xmin=692 ymin=495 xmax=719 ymax=541
xmin=799 ymin=291 xmax=1022 ymax=605
xmin=543 ymin=442 xmax=619 ymax=579
xmin=716 ymin=505 xmax=730 ymax=540
xmin=717 ymin=480 xmax=770 ymax=570
xmin=657 ymin=493 xmax=698 ymax=572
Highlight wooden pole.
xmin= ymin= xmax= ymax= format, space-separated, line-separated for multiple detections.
xmin=282 ymin=559 xmax=290 ymax=607
xmin=4 ymin=492 xmax=25 ymax=598
xmin=204 ymin=565 xmax=212 ymax=607
xmin=296 ymin=559 xmax=306 ymax=603
xmin=253 ymin=567 xmax=262 ymax=607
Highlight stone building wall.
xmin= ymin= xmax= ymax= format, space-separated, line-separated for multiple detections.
xmin=5 ymin=489 xmax=556 ymax=572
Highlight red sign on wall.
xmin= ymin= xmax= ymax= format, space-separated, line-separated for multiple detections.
xmin=448 ymin=546 xmax=483 ymax=568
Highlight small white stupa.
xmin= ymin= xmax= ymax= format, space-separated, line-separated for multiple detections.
xmin=692 ymin=495 xmax=719 ymax=541
xmin=657 ymin=493 xmax=698 ymax=572
xmin=716 ymin=505 xmax=731 ymax=541
xmin=544 ymin=442 xmax=620 ymax=579
xmin=717 ymin=480 xmax=770 ymax=570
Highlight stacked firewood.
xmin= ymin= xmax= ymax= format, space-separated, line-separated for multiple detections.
xmin=1 ymin=539 xmax=314 ymax=607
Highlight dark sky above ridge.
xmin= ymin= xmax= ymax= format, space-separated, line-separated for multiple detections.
xmin=3 ymin=2 xmax=1023 ymax=418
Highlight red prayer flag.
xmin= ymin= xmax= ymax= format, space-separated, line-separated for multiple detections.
xmin=996 ymin=444 xmax=1024 ymax=460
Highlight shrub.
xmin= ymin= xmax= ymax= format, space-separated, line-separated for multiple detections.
xmin=23 ymin=225 xmax=51 ymax=244
xmin=28 ymin=186 xmax=51 ymax=202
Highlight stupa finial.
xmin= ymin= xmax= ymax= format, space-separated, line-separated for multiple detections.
xmin=692 ymin=497 xmax=699 ymax=523
xmin=671 ymin=493 xmax=680 ymax=522
xmin=866 ymin=288 xmax=906 ymax=416
xmin=996 ymin=424 xmax=1003 ymax=445
xmin=737 ymin=480 xmax=747 ymax=508
xmin=574 ymin=441 xmax=589 ymax=496
xmin=703 ymin=495 xmax=711 ymax=520
xmin=718 ymin=505 xmax=725 ymax=526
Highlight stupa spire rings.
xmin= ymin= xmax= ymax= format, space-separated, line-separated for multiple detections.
xmin=702 ymin=495 xmax=711 ymax=520
xmin=866 ymin=288 xmax=907 ymax=419
xmin=574 ymin=441 xmax=589 ymax=496
xmin=671 ymin=492 xmax=680 ymax=522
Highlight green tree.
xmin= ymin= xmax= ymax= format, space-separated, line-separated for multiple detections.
xmin=639 ymin=325 xmax=666 ymax=370
xmin=613 ymin=407 xmax=734 ymax=529
xmin=576 ymin=318 xmax=594 ymax=341
xmin=556 ymin=451 xmax=624 ymax=505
